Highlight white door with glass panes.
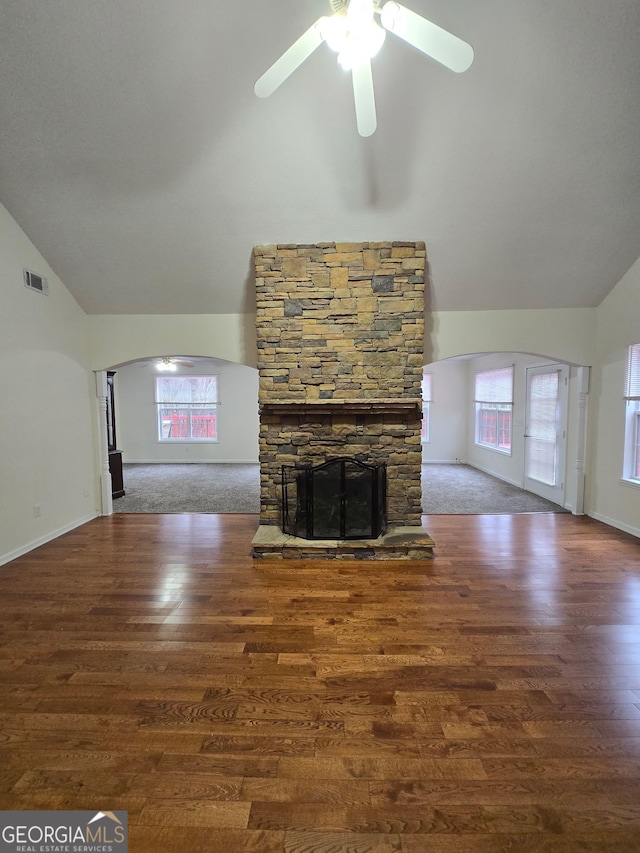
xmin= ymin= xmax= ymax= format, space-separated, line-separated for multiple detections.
xmin=523 ymin=365 xmax=568 ymax=505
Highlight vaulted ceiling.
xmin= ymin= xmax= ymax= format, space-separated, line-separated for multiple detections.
xmin=1 ymin=0 xmax=639 ymax=316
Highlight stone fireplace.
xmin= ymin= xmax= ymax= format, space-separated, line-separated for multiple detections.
xmin=251 ymin=241 xmax=434 ymax=559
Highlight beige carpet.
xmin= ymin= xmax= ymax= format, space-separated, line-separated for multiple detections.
xmin=422 ymin=463 xmax=568 ymax=514
xmin=113 ymin=463 xmax=260 ymax=513
xmin=112 ymin=462 xmax=567 ymax=515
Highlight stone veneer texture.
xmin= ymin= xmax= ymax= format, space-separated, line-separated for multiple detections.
xmin=254 ymin=241 xmax=425 ymax=528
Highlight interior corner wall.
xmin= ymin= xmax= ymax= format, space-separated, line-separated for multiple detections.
xmin=0 ymin=204 xmax=97 ymax=566
xmin=114 ymin=359 xmax=259 ymax=463
xmin=587 ymin=255 xmax=640 ymax=537
xmin=421 ymin=360 xmax=469 ymax=463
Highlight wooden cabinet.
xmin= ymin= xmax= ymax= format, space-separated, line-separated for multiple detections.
xmin=106 ymin=371 xmax=125 ymax=499
xmin=109 ymin=450 xmax=125 ymax=499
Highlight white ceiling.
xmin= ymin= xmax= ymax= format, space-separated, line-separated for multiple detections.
xmin=1 ymin=0 xmax=639 ymax=315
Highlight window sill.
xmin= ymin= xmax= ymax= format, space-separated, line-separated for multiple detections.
xmin=620 ymin=477 xmax=640 ymax=491
xmin=157 ymin=440 xmax=219 ymax=445
xmin=475 ymin=443 xmax=512 ymax=456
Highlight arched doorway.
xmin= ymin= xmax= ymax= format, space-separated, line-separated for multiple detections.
xmin=96 ymin=355 xmax=259 ymax=515
xmin=421 ymin=352 xmax=589 ymax=515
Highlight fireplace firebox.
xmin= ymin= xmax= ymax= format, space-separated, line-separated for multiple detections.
xmin=282 ymin=457 xmax=387 ymax=540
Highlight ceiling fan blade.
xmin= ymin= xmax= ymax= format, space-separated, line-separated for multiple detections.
xmin=380 ymin=2 xmax=474 ymax=73
xmin=352 ymin=59 xmax=377 ymax=137
xmin=254 ymin=19 xmax=325 ymax=98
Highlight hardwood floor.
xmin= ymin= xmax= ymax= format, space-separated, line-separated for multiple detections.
xmin=1 ymin=512 xmax=640 ymax=851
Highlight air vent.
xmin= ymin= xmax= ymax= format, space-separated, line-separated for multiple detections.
xmin=24 ymin=268 xmax=49 ymax=295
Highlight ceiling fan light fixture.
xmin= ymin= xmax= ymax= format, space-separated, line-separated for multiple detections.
xmin=157 ymin=358 xmax=177 ymax=372
xmin=321 ymin=0 xmax=385 ymax=71
xmin=337 ymin=21 xmax=386 ymax=70
xmin=319 ymin=14 xmax=348 ymax=52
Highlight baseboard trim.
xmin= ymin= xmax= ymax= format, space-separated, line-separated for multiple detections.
xmin=124 ymin=460 xmax=259 ymax=465
xmin=466 ymin=463 xmax=523 ymax=490
xmin=0 ymin=512 xmax=99 ymax=568
xmin=587 ymin=511 xmax=640 ymax=540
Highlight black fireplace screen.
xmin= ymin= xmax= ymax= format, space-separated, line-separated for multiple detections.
xmin=282 ymin=457 xmax=387 ymax=540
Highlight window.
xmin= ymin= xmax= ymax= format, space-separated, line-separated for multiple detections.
xmin=474 ymin=366 xmax=513 ymax=453
xmin=155 ymin=375 xmax=218 ymax=442
xmin=623 ymin=342 xmax=640 ymax=483
xmin=526 ymin=370 xmax=560 ymax=486
xmin=421 ymin=372 xmax=432 ymax=441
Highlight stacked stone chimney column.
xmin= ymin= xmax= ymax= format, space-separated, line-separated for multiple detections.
xmin=254 ymin=241 xmax=425 ymax=531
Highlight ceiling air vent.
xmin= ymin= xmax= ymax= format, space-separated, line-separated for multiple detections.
xmin=24 ymin=268 xmax=49 ymax=295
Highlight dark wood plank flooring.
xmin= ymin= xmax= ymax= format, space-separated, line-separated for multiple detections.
xmin=1 ymin=512 xmax=640 ymax=851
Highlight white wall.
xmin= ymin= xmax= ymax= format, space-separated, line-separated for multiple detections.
xmin=427 ymin=308 xmax=596 ymax=366
xmin=0 ymin=204 xmax=97 ymax=565
xmin=422 ymin=360 xmax=469 ymax=463
xmin=89 ymin=313 xmax=257 ymax=370
xmin=114 ymin=359 xmax=259 ymax=463
xmin=587 ymin=256 xmax=640 ymax=537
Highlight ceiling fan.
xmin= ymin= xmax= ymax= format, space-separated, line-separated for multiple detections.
xmin=254 ymin=0 xmax=474 ymax=137
xmin=151 ymin=357 xmax=195 ymax=371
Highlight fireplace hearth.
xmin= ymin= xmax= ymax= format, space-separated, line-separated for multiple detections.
xmin=282 ymin=457 xmax=386 ymax=540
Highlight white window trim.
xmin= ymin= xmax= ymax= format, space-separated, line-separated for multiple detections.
xmin=620 ymin=475 xmax=640 ymax=491
xmin=473 ymin=366 xmax=514 ymax=455
xmin=623 ymin=343 xmax=640 ymax=484
xmin=421 ymin=372 xmax=432 ymax=443
xmin=155 ymin=374 xmax=219 ymax=444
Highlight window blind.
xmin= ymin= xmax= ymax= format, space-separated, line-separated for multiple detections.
xmin=474 ymin=367 xmax=513 ymax=403
xmin=625 ymin=343 xmax=640 ymax=400
xmin=526 ymin=371 xmax=559 ymax=486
